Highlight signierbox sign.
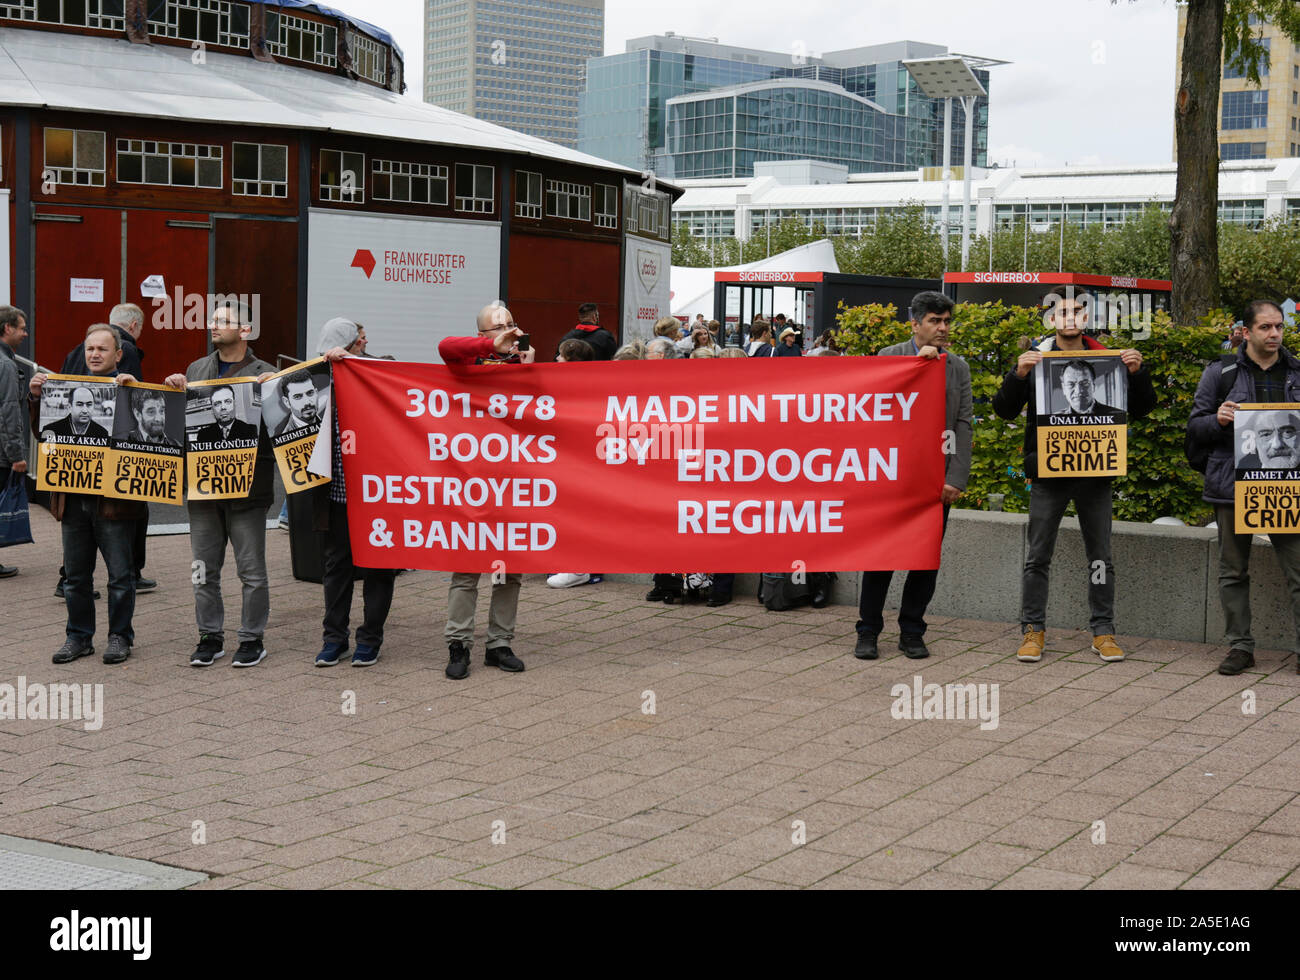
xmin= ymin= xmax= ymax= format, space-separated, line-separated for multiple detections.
xmin=622 ymin=239 xmax=671 ymax=344
xmin=306 ymin=210 xmax=501 ymax=365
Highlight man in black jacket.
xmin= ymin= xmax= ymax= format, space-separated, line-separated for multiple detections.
xmin=193 ymin=385 xmax=259 ymax=444
xmin=1188 ymin=300 xmax=1300 ymax=675
xmin=992 ymin=286 xmax=1156 ymax=665
xmin=558 ymin=303 xmax=616 ymax=360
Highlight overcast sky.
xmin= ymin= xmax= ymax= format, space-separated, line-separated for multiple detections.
xmin=369 ymin=0 xmax=1181 ymax=169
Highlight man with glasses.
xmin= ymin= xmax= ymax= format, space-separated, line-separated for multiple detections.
xmin=163 ymin=303 xmax=276 ymax=669
xmin=436 ymin=303 xmax=534 ymax=680
xmin=992 ymin=285 xmax=1156 ymax=665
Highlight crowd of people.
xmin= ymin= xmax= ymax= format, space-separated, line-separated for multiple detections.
xmin=0 ymin=289 xmax=1294 ymax=681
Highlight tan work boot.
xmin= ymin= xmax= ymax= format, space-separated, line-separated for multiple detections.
xmin=1017 ymin=629 xmax=1045 ymax=662
xmin=1092 ymin=634 xmax=1124 ymax=662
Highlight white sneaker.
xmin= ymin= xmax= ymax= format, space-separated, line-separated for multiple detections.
xmin=547 ymin=573 xmax=591 ymax=588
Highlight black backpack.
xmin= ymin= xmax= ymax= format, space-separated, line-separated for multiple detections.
xmin=1184 ymin=354 xmax=1238 ymax=474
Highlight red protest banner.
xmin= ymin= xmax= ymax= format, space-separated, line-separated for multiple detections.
xmin=333 ymin=357 xmax=946 ymax=573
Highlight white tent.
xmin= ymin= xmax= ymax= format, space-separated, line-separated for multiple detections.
xmin=670 ymin=239 xmax=840 ymax=321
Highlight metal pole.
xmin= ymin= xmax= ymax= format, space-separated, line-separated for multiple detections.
xmin=960 ymin=94 xmax=975 ymax=271
xmin=1058 ymin=196 xmax=1065 ymax=272
xmin=1023 ymin=197 xmax=1029 ymax=268
xmin=941 ymin=96 xmax=951 ymax=270
xmin=988 ymin=206 xmax=994 ymax=270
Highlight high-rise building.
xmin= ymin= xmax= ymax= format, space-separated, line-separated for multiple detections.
xmin=424 ymin=0 xmax=603 ymax=147
xmin=578 ymin=35 xmax=990 ymax=179
xmin=1175 ymin=9 xmax=1300 ymax=160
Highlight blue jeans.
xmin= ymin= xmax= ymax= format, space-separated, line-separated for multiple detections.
xmin=62 ymin=495 xmax=136 ymax=644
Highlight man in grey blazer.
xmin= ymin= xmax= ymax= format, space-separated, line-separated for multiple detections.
xmin=854 ymin=290 xmax=973 ymax=660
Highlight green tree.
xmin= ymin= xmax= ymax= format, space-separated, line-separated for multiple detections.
xmin=1148 ymin=0 xmax=1300 ymax=324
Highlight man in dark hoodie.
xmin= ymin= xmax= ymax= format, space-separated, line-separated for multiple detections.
xmin=1188 ymin=300 xmax=1300 ymax=676
xmin=992 ymin=285 xmax=1156 ymax=665
xmin=558 ymin=303 xmax=616 ymax=360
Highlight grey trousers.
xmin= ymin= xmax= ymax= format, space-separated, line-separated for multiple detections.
xmin=444 ymin=572 xmax=521 ymax=649
xmin=188 ymin=501 xmax=269 ymax=644
xmin=1021 ymin=477 xmax=1115 ymax=635
xmin=1214 ymin=503 xmax=1300 ymax=654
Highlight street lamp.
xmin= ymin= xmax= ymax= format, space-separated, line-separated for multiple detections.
xmin=903 ymin=53 xmax=1008 ymax=272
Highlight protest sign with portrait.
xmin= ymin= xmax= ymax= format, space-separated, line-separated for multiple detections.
xmin=102 ymin=381 xmax=186 ymax=505
xmin=261 ymin=357 xmax=331 ymax=495
xmin=1234 ymin=403 xmax=1300 ymax=533
xmin=185 ymin=377 xmax=261 ymax=501
xmin=1034 ymin=349 xmax=1128 ymax=477
xmin=34 ymin=374 xmax=116 ymax=495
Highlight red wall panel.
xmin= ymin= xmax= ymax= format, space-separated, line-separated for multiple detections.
xmin=32 ymin=205 xmax=120 ymax=370
xmin=507 ymin=232 xmax=620 ymax=361
xmin=125 ymin=210 xmax=211 ymax=379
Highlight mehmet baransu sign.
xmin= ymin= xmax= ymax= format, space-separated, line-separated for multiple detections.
xmin=1234 ymin=403 xmax=1300 ymax=533
xmin=1034 ymin=350 xmax=1129 ymax=477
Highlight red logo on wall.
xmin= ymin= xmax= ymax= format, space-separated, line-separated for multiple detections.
xmin=351 ymin=250 xmax=377 ymax=279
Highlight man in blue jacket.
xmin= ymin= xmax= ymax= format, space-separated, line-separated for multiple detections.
xmin=1187 ymin=299 xmax=1300 ymax=676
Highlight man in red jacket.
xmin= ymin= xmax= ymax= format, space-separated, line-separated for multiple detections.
xmin=436 ymin=304 xmax=534 ymax=680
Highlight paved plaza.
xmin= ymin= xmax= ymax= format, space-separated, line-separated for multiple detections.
xmin=3 ymin=509 xmax=1300 ymax=890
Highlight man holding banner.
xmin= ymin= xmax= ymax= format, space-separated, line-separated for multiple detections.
xmin=855 ymin=290 xmax=972 ymax=661
xmin=993 ymin=285 xmax=1156 ymax=665
xmin=30 ymin=325 xmax=145 ymax=665
xmin=434 ymin=303 xmax=532 ymax=680
xmin=164 ymin=303 xmax=275 ymax=669
xmin=1187 ymin=299 xmax=1300 ymax=676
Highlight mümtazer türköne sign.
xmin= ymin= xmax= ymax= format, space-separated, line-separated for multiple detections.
xmin=333 ymin=356 xmax=946 ymax=572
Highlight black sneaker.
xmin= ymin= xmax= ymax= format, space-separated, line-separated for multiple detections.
xmin=485 ymin=646 xmax=525 ymax=672
xmin=1218 ymin=648 xmax=1254 ymax=676
xmin=446 ymin=641 xmax=471 ymax=680
xmin=853 ymin=634 xmax=879 ymax=660
xmin=52 ymin=637 xmax=94 ymax=665
xmin=232 ymin=640 xmax=267 ymax=668
xmin=899 ymin=634 xmax=930 ymax=659
xmin=190 ymin=634 xmax=225 ymax=667
xmin=103 ymin=634 xmax=132 ymax=665
xmin=134 ymin=575 xmax=157 ymax=593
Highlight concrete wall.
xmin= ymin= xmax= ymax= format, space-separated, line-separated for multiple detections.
xmin=602 ymin=511 xmax=1298 ymax=649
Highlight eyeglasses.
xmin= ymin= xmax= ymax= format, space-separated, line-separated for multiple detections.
xmin=478 ymin=322 xmax=519 ymax=334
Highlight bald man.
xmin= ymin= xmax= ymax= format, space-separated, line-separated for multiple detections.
xmin=434 ymin=304 xmax=535 ymax=681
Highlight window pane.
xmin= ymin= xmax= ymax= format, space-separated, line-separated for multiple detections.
xmin=145 ymin=156 xmax=169 ymax=184
xmin=233 ymin=143 xmax=259 ymax=180
xmin=393 ymin=175 xmax=409 ymax=200
xmin=373 ymin=173 xmax=390 ymax=198
xmin=118 ymin=153 xmax=142 ymax=183
xmin=45 ymin=128 xmax=74 ymax=168
xmin=198 ymin=159 xmax=221 ymax=187
xmin=411 ymin=178 xmax=428 ymax=204
xmin=172 ymin=157 xmax=196 ymax=186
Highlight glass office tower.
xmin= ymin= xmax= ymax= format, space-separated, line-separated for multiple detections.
xmin=424 ymin=0 xmax=603 ymax=148
xmin=578 ymin=35 xmax=990 ymax=178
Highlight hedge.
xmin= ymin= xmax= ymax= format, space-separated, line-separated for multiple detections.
xmin=833 ymin=302 xmax=1262 ymax=525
